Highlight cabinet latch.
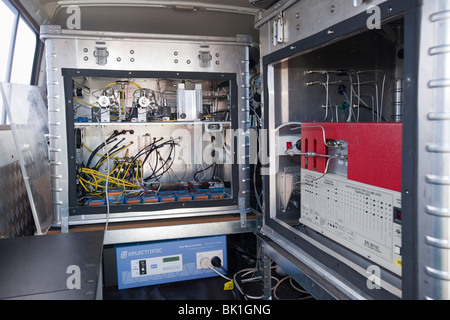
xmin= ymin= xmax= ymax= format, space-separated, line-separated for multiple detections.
xmin=94 ymin=42 xmax=109 ymax=65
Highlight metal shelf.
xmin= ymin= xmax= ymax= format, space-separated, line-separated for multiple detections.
xmin=50 ymin=212 xmax=261 ymax=245
xmin=74 ymin=121 xmax=232 ymax=127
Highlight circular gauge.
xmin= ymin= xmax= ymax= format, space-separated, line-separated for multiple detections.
xmin=98 ymin=95 xmax=110 ymax=108
xmin=138 ymin=96 xmax=151 ymax=108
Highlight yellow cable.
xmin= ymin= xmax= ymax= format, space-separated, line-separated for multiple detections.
xmin=109 ymin=162 xmax=119 ymax=176
xmin=81 ymin=168 xmax=141 ymax=189
xmin=74 ymin=97 xmax=119 ymax=120
xmin=117 ymin=161 xmax=125 ymax=177
xmin=135 ymin=161 xmax=139 ymax=183
xmin=79 ymin=176 xmax=98 ymax=189
xmin=83 ymin=145 xmax=124 ymax=160
xmin=74 ymin=97 xmax=100 ymax=109
xmin=83 ymin=173 xmax=140 ymax=190
xmin=130 ymin=81 xmax=142 ymax=90
xmin=84 ymin=168 xmax=100 ymax=189
xmin=78 ymin=176 xmax=92 ymax=193
xmin=78 ymin=175 xmax=102 ymax=195
xmin=95 ymin=143 xmax=133 ymax=169
xmin=122 ymin=162 xmax=133 ymax=180
xmin=106 ymin=81 xmax=141 ymax=90
xmin=122 ymin=90 xmax=125 ymax=115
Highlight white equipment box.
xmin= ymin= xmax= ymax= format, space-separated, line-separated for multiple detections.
xmin=300 ymin=169 xmax=402 ymax=276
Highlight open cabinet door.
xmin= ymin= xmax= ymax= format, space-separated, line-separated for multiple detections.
xmin=256 ymin=0 xmax=422 ymax=300
xmin=0 ymin=82 xmax=53 ymax=235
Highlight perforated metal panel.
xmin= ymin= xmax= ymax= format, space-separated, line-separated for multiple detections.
xmin=0 ymin=161 xmax=35 ymax=238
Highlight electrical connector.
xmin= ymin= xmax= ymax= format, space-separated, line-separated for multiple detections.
xmin=211 ymin=256 xmax=222 ymax=268
xmin=200 ymin=257 xmax=212 ymax=269
xmin=208 ymin=256 xmax=231 ymax=281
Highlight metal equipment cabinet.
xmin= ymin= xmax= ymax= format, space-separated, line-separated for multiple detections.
xmin=40 ymin=26 xmax=258 ymax=241
xmin=256 ymin=0 xmax=450 ymax=300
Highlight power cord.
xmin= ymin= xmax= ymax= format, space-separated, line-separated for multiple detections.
xmin=206 ymin=256 xmax=231 ymax=281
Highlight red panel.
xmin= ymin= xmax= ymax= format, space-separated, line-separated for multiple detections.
xmin=301 ymin=123 xmax=402 ymax=192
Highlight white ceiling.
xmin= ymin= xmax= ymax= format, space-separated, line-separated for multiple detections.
xmin=15 ymin=0 xmax=265 ymax=39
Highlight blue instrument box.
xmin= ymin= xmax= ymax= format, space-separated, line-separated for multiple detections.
xmin=115 ymin=235 xmax=227 ymax=290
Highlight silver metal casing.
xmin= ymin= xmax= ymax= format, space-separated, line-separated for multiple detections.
xmin=40 ymin=26 xmax=252 ymax=228
xmin=255 ymin=0 xmax=448 ymax=300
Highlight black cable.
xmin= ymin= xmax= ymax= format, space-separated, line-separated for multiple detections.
xmin=131 ymin=137 xmax=162 ymax=163
xmin=125 ymin=138 xmax=162 ymax=182
xmin=93 ymin=138 xmax=125 ymax=170
xmin=141 ymin=138 xmax=171 ymax=166
xmin=142 ymin=144 xmax=164 ymax=179
xmin=143 ymin=142 xmax=176 ymax=182
xmin=86 ymin=130 xmax=123 ymax=168
xmin=358 ymin=103 xmax=389 ymax=122
xmin=155 ymin=143 xmax=176 ymax=180
xmin=193 ymin=162 xmax=216 ymax=181
xmin=144 ymin=149 xmax=164 ymax=181
xmin=212 ymin=162 xmax=218 ymax=179
xmin=211 ymin=256 xmax=230 ymax=278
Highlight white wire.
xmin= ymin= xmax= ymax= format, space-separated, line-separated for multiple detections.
xmin=209 ymin=267 xmax=231 ymax=281
xmin=97 ymin=121 xmax=110 ymax=235
xmin=298 ymin=125 xmax=328 ymax=147
xmin=289 ymin=277 xmax=309 ymax=294
xmin=273 ymin=276 xmax=311 ymax=300
xmin=355 ymin=72 xmax=361 ymax=122
xmin=346 ymin=75 xmax=353 ymax=122
xmin=233 ymin=266 xmax=280 ymax=300
xmin=380 ymin=74 xmax=386 ymax=121
xmin=333 ymin=104 xmax=337 ymax=122
xmin=356 ymin=70 xmax=386 ymax=122
xmin=275 ymin=122 xmax=303 ymax=133
xmin=196 ymin=133 xmax=207 ymax=181
xmin=322 ymin=73 xmax=330 ymax=121
xmin=305 ymin=72 xmax=333 ymax=121
xmin=354 ymin=92 xmax=376 ymax=121
xmin=298 ymin=155 xmax=336 ymax=185
xmin=355 ymin=81 xmax=379 ymax=121
xmin=249 ymin=106 xmax=261 ymax=124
